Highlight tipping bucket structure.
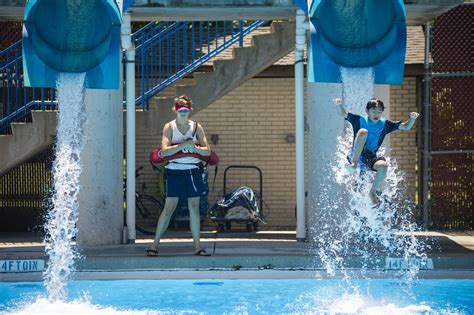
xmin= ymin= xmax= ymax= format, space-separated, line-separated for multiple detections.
xmin=308 ymin=0 xmax=407 ymax=84
xmin=22 ymin=0 xmax=124 ymax=89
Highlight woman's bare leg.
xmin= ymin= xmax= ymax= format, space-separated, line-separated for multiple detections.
xmin=149 ymin=197 xmax=179 ymax=251
xmin=187 ymin=197 xmax=201 ymax=252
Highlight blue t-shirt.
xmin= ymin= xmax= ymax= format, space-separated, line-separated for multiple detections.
xmin=345 ymin=113 xmax=401 ymax=164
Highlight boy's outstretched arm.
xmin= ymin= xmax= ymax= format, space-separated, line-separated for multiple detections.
xmin=333 ymin=98 xmax=348 ymax=118
xmin=399 ymin=112 xmax=420 ymax=130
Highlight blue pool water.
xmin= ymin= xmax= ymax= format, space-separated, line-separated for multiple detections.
xmin=1 ymin=279 xmax=473 ymax=314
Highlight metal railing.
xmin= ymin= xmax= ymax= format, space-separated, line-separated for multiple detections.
xmin=0 ymin=41 xmax=56 ymax=134
xmin=133 ymin=20 xmax=266 ymax=109
xmin=0 ymin=20 xmax=266 ymax=133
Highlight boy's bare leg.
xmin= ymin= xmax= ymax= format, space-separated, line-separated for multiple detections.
xmin=187 ymin=197 xmax=202 ymax=252
xmin=149 ymin=197 xmax=179 ymax=252
xmin=346 ymin=128 xmax=368 ymax=173
xmin=370 ymin=160 xmax=388 ymax=205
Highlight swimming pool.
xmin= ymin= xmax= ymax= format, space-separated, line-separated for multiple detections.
xmin=1 ymin=279 xmax=473 ymax=314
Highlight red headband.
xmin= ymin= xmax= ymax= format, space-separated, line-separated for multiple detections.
xmin=175 ymin=102 xmax=193 ymax=111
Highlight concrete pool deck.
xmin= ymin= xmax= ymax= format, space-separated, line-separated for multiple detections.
xmin=1 ymin=230 xmax=473 ymax=281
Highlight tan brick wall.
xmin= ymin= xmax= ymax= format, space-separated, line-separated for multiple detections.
xmin=135 ymin=78 xmax=300 ymax=228
xmin=193 ymin=78 xmax=301 ymax=228
xmin=389 ymin=77 xmax=419 ymax=201
xmin=134 ymin=77 xmax=418 ymax=229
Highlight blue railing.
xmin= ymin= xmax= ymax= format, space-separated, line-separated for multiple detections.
xmin=0 ymin=41 xmax=56 ymax=134
xmin=0 ymin=20 xmax=266 ymax=133
xmin=133 ymin=20 xmax=266 ymax=109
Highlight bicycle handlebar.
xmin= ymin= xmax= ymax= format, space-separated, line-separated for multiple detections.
xmin=135 ymin=166 xmax=144 ymax=178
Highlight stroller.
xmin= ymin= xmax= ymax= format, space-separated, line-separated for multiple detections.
xmin=208 ymin=166 xmax=267 ymax=232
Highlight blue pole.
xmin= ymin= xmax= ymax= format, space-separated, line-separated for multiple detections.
xmin=239 ymin=21 xmax=244 ymax=47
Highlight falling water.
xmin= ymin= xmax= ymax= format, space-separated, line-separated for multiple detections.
xmin=311 ymin=67 xmax=427 ymax=282
xmin=6 ymin=71 xmax=156 ymax=315
xmin=43 ymin=73 xmax=87 ymax=301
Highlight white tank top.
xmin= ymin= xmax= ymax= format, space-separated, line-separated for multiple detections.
xmin=165 ymin=120 xmax=201 ymax=170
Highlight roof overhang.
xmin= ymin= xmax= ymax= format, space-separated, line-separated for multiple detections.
xmin=0 ymin=0 xmax=465 ymax=25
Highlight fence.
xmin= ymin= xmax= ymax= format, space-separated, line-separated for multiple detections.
xmin=0 ymin=147 xmax=54 ymax=232
xmin=428 ymin=4 xmax=473 ymax=230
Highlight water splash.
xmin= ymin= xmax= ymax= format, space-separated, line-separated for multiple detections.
xmin=290 ymin=291 xmax=434 ymax=314
xmin=43 ymin=73 xmax=86 ymax=301
xmin=310 ymin=67 xmax=427 ymax=282
xmin=5 ymin=297 xmax=164 ymax=315
xmin=340 ymin=67 xmax=375 ymax=114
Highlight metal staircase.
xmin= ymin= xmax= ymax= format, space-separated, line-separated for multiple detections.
xmin=0 ymin=19 xmax=295 ymax=175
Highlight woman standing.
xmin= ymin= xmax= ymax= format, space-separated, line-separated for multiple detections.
xmin=146 ymin=95 xmax=211 ymax=256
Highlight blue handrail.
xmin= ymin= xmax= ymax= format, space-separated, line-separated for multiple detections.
xmin=133 ymin=20 xmax=266 ymax=109
xmin=1 ymin=40 xmax=56 ymax=134
xmin=1 ymin=20 xmax=266 ymax=133
xmin=0 ymin=41 xmax=21 ymax=69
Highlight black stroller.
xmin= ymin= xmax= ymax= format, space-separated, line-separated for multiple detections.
xmin=208 ymin=165 xmax=267 ymax=232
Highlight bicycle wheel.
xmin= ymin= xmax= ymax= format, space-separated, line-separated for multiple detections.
xmin=135 ymin=194 xmax=164 ymax=236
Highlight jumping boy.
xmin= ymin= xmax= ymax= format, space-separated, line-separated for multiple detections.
xmin=333 ymin=98 xmax=420 ymax=205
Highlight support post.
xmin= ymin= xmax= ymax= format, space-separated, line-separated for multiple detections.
xmin=422 ymin=21 xmax=432 ymax=230
xmin=122 ymin=13 xmax=136 ymax=243
xmin=77 ymin=78 xmax=123 ymax=247
xmin=295 ymin=9 xmax=307 ymax=242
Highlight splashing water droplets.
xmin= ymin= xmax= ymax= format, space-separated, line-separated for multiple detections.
xmin=311 ymin=67 xmax=427 ymax=282
xmin=43 ymin=73 xmax=86 ymax=301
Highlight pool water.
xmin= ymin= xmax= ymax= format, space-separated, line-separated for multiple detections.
xmin=1 ymin=279 xmax=473 ymax=314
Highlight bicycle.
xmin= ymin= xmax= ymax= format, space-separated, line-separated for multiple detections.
xmin=124 ymin=166 xmax=165 ymax=236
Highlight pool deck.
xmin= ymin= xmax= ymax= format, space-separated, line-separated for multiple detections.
xmin=1 ymin=230 xmax=473 ymax=281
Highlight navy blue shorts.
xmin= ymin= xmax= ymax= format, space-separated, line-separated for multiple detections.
xmin=165 ymin=168 xmax=204 ymax=198
xmin=363 ymin=152 xmax=386 ymax=171
xmin=347 ymin=152 xmax=386 ymax=172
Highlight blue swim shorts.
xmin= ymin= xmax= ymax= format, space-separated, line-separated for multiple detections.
xmin=165 ymin=168 xmax=204 ymax=198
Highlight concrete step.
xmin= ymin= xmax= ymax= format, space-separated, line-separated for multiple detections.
xmin=1 ymin=231 xmax=474 ymax=281
xmin=1 ymin=235 xmax=474 ymax=281
xmin=0 ymin=111 xmax=57 ymax=176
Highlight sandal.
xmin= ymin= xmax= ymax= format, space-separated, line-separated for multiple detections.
xmin=194 ymin=249 xmax=211 ymax=256
xmin=146 ymin=248 xmax=159 ymax=257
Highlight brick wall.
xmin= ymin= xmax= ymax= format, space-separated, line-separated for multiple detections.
xmin=194 ymin=78 xmax=303 ymax=227
xmin=389 ymin=77 xmax=419 ymax=201
xmin=134 ymin=77 xmax=418 ymax=229
xmin=135 ymin=78 xmax=301 ymax=228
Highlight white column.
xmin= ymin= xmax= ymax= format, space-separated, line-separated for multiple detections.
xmin=77 ymin=84 xmax=124 ymax=247
xmin=295 ymin=9 xmax=308 ymax=242
xmin=307 ymin=83 xmax=344 ymax=241
xmin=306 ymin=83 xmax=390 ymax=242
xmin=121 ymin=12 xmax=136 ymax=243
